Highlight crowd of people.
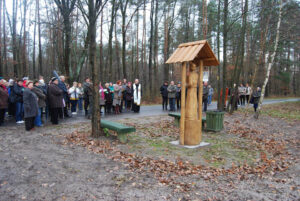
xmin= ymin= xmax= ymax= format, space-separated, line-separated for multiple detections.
xmin=160 ymin=81 xmax=214 ymax=112
xmin=0 ymin=73 xmax=142 ymax=131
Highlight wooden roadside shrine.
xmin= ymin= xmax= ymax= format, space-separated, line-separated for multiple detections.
xmin=166 ymin=40 xmax=219 ymax=146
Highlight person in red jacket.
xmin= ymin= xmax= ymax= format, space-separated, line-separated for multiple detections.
xmin=0 ymin=77 xmax=9 ymax=126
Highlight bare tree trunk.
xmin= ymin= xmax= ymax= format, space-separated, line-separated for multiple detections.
xmin=12 ymin=0 xmax=18 ymax=77
xmin=99 ymin=11 xmax=103 ymax=82
xmin=108 ymin=0 xmax=117 ymax=81
xmin=22 ymin=0 xmax=28 ymax=76
xmin=37 ymin=0 xmax=42 ymax=76
xmin=141 ymin=0 xmax=146 ymax=88
xmin=32 ymin=3 xmax=37 ymax=78
xmin=217 ymin=0 xmax=221 ymax=110
xmin=115 ymin=21 xmax=121 ymax=80
xmin=255 ymin=0 xmax=283 ymax=119
xmin=221 ymin=0 xmax=228 ymax=110
xmin=148 ymin=0 xmax=154 ymax=96
xmin=135 ymin=8 xmax=139 ymax=80
xmin=0 ymin=0 xmax=2 ymax=75
xmin=2 ymin=0 xmax=7 ymax=76
xmin=153 ymin=0 xmax=159 ymax=97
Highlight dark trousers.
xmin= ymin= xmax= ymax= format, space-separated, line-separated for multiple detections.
xmin=15 ymin=102 xmax=23 ymax=122
xmin=169 ymin=98 xmax=175 ymax=111
xmin=70 ymin=100 xmax=78 ymax=112
xmin=25 ymin=117 xmax=35 ymax=131
xmin=51 ymin=107 xmax=60 ymax=124
xmin=176 ymin=98 xmax=181 ymax=110
xmin=127 ymin=100 xmax=132 ymax=110
xmin=0 ymin=109 xmax=5 ymax=126
xmin=84 ymin=99 xmax=90 ymax=116
xmin=253 ymin=103 xmax=258 ymax=112
xmin=78 ymin=98 xmax=83 ymax=110
xmin=203 ymin=98 xmax=208 ymax=112
xmin=162 ymin=96 xmax=168 ymax=110
xmin=132 ymin=103 xmax=140 ymax=113
xmin=246 ymin=95 xmax=250 ymax=104
xmin=105 ymin=103 xmax=112 ymax=113
xmin=240 ymin=95 xmax=245 ymax=105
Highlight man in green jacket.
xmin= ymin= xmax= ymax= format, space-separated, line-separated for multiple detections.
xmin=167 ymin=81 xmax=177 ymax=111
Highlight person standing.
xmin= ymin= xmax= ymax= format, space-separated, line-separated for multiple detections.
xmin=121 ymin=78 xmax=127 ymax=112
xmin=32 ymin=80 xmax=46 ymax=127
xmin=113 ymin=81 xmax=122 ymax=114
xmin=23 ymin=81 xmax=39 ymax=131
xmin=104 ymin=83 xmax=113 ymax=114
xmin=132 ymin=79 xmax=142 ymax=113
xmin=53 ymin=71 xmax=69 ymax=118
xmin=48 ymin=78 xmax=64 ymax=124
xmin=68 ymin=82 xmax=80 ymax=115
xmin=78 ymin=83 xmax=84 ymax=111
xmin=203 ymin=82 xmax=209 ymax=112
xmin=167 ymin=81 xmax=177 ymax=112
xmin=160 ymin=81 xmax=168 ymax=110
xmin=0 ymin=77 xmax=8 ymax=126
xmin=83 ymin=78 xmax=93 ymax=117
xmin=13 ymin=79 xmax=25 ymax=124
xmin=125 ymin=82 xmax=133 ymax=111
xmin=238 ymin=84 xmax=246 ymax=106
xmin=252 ymin=87 xmax=261 ymax=112
xmin=38 ymin=76 xmax=48 ymax=120
xmin=176 ymin=82 xmax=181 ymax=110
xmin=208 ymin=85 xmax=214 ymax=105
xmin=245 ymin=83 xmax=252 ymax=104
xmin=99 ymin=82 xmax=106 ymax=114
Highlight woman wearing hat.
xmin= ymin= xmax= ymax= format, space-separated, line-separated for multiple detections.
xmin=23 ymin=80 xmax=39 ymax=131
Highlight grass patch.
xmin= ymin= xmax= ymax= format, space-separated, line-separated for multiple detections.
xmin=126 ymin=131 xmax=260 ymax=168
xmin=240 ymin=101 xmax=300 ymax=120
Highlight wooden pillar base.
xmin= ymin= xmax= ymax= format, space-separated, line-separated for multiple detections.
xmin=184 ymin=120 xmax=201 ymax=145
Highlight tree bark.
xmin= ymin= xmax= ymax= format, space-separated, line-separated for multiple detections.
xmin=221 ymin=0 xmax=228 ymax=110
xmin=255 ymin=0 xmax=283 ymax=119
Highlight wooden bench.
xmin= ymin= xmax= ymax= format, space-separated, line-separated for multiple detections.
xmin=100 ymin=120 xmax=136 ymax=143
xmin=168 ymin=113 xmax=206 ymax=129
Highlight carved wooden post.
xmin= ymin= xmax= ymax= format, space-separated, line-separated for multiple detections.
xmin=180 ymin=62 xmax=187 ymax=145
xmin=198 ymin=60 xmax=204 ymax=141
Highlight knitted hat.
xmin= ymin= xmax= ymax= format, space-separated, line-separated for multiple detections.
xmin=51 ymin=77 xmax=58 ymax=82
xmin=26 ymin=80 xmax=33 ymax=86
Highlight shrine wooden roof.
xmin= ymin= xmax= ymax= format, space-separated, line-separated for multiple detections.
xmin=166 ymin=40 xmax=219 ymax=66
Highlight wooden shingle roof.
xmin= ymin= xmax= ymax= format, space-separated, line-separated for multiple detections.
xmin=166 ymin=40 xmax=219 ymax=66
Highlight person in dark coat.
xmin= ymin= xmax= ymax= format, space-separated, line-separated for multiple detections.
xmin=32 ymin=80 xmax=46 ymax=127
xmin=83 ymin=77 xmax=93 ymax=117
xmin=13 ymin=79 xmax=25 ymax=123
xmin=0 ymin=77 xmax=9 ymax=126
xmin=203 ymin=82 xmax=209 ymax=112
xmin=48 ymin=77 xmax=64 ymax=125
xmin=23 ymin=81 xmax=39 ymax=131
xmin=53 ymin=71 xmax=69 ymax=118
xmin=125 ymin=82 xmax=133 ymax=111
xmin=104 ymin=83 xmax=113 ymax=114
xmin=160 ymin=81 xmax=168 ymax=110
xmin=252 ymin=87 xmax=261 ymax=112
xmin=167 ymin=81 xmax=177 ymax=112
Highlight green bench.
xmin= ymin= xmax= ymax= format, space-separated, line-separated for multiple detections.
xmin=168 ymin=113 xmax=206 ymax=129
xmin=100 ymin=120 xmax=136 ymax=143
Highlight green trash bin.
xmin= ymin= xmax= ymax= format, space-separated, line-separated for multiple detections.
xmin=205 ymin=111 xmax=225 ymax=132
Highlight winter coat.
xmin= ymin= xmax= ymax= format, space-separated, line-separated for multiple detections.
xmin=12 ymin=83 xmax=24 ymax=103
xmin=203 ymin=86 xmax=209 ymax=100
xmin=160 ymin=85 xmax=168 ymax=97
xmin=208 ymin=87 xmax=214 ymax=96
xmin=78 ymin=87 xmax=84 ymax=98
xmin=31 ymin=86 xmax=46 ymax=108
xmin=48 ymin=83 xmax=64 ymax=108
xmin=23 ymin=88 xmax=39 ymax=118
xmin=104 ymin=88 xmax=113 ymax=104
xmin=176 ymin=87 xmax=181 ymax=99
xmin=68 ymin=87 xmax=81 ymax=100
xmin=252 ymin=91 xmax=261 ymax=104
xmin=167 ymin=85 xmax=177 ymax=99
xmin=83 ymin=82 xmax=93 ymax=100
xmin=125 ymin=86 xmax=133 ymax=101
xmin=113 ymin=85 xmax=122 ymax=106
xmin=0 ymin=85 xmax=8 ymax=109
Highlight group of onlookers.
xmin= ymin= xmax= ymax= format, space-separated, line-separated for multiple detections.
xmin=229 ymin=83 xmax=261 ymax=111
xmin=160 ymin=81 xmax=213 ymax=112
xmin=0 ymin=73 xmax=142 ymax=131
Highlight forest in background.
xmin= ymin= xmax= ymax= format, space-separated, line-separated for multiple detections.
xmin=0 ymin=0 xmax=299 ymax=99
